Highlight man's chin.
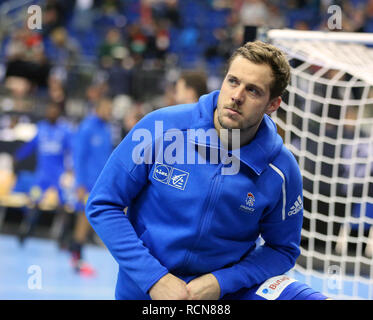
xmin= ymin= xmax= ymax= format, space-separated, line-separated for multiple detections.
xmin=219 ymin=117 xmax=241 ymax=130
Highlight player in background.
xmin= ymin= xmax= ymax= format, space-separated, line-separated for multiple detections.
xmin=14 ymin=101 xmax=73 ymax=245
xmin=86 ymin=41 xmax=328 ymax=300
xmin=68 ymin=97 xmax=113 ymax=276
xmin=174 ymin=70 xmax=208 ymax=104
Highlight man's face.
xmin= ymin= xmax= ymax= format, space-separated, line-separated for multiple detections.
xmin=215 ymin=55 xmax=280 ymax=135
xmin=46 ymin=104 xmax=61 ymax=123
xmin=98 ymin=100 xmax=112 ymax=122
xmin=175 ymin=78 xmax=196 ymax=104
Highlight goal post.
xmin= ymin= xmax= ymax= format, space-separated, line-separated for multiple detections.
xmin=267 ymin=29 xmax=373 ymax=299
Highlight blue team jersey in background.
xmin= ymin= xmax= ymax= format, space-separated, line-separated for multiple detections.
xmin=15 ymin=119 xmax=73 ymax=191
xmin=73 ymin=114 xmax=113 ymax=192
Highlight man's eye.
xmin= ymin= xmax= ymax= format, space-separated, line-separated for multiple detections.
xmin=247 ymin=87 xmax=259 ymax=95
xmin=228 ymin=78 xmax=238 ymax=85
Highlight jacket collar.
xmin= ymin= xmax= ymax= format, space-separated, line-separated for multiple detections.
xmin=189 ymin=90 xmax=282 ymax=175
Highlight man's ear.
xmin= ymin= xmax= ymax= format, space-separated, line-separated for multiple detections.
xmin=266 ymin=96 xmax=282 ymax=115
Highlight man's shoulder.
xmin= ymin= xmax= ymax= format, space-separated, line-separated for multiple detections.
xmin=135 ymin=91 xmax=218 ymax=133
xmin=78 ymin=115 xmax=100 ymax=132
xmin=138 ymin=102 xmax=200 ymax=132
xmin=268 ymin=144 xmax=302 ymax=183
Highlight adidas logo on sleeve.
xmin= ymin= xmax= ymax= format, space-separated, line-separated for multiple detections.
xmin=288 ymin=195 xmax=303 ymax=216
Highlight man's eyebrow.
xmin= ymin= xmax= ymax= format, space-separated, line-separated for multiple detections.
xmin=227 ymin=74 xmax=238 ymax=81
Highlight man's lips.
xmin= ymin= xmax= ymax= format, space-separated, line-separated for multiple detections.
xmin=225 ymin=107 xmax=241 ymax=116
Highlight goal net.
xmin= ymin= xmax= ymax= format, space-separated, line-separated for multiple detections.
xmin=268 ymin=29 xmax=373 ymax=300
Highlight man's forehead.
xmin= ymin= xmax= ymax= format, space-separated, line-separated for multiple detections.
xmin=227 ymin=55 xmax=274 ymax=89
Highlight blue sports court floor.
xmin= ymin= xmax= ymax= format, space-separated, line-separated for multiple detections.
xmin=0 ymin=234 xmax=372 ymax=300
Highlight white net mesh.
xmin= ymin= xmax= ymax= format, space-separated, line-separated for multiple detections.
xmin=269 ymin=30 xmax=373 ymax=299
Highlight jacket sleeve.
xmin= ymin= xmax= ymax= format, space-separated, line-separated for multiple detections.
xmin=85 ymin=128 xmax=169 ymax=295
xmin=14 ymin=132 xmax=38 ymax=162
xmin=211 ymin=159 xmax=303 ymax=298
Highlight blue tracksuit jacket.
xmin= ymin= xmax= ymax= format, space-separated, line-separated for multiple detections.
xmin=73 ymin=114 xmax=113 ymax=192
xmin=86 ymin=90 xmax=304 ymax=299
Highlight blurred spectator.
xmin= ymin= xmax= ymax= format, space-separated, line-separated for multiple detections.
xmin=71 ymin=0 xmax=96 ymax=33
xmin=49 ymin=27 xmax=81 ymax=84
xmin=106 ymin=54 xmax=134 ymax=98
xmin=42 ymin=0 xmax=73 ymax=36
xmin=46 ymin=27 xmax=82 ymax=98
xmin=238 ymin=0 xmax=269 ymax=27
xmin=98 ymin=28 xmax=127 ymax=68
xmin=4 ymin=26 xmax=50 ymax=100
xmin=93 ymin=0 xmax=126 ymax=31
xmin=151 ymin=0 xmax=181 ymax=28
xmin=5 ymin=26 xmax=43 ymax=62
xmin=204 ymin=25 xmax=236 ymax=68
xmin=146 ymin=19 xmax=171 ymax=65
xmin=97 ymin=28 xmax=134 ymax=97
xmin=139 ymin=0 xmax=154 ymax=27
xmin=127 ymin=22 xmax=149 ymax=65
xmin=174 ymin=70 xmax=208 ymax=104
xmin=267 ymin=2 xmax=286 ymax=29
xmin=164 ymin=0 xmax=181 ymax=28
xmin=342 ymin=0 xmax=366 ymax=32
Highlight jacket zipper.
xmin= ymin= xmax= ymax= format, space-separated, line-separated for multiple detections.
xmin=182 ymin=162 xmax=223 ymax=270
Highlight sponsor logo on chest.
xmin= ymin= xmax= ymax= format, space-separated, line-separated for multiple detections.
xmin=152 ymin=163 xmax=189 ymax=190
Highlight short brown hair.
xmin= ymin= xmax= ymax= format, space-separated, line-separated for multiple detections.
xmin=179 ymin=70 xmax=208 ymax=98
xmin=227 ymin=41 xmax=290 ymax=100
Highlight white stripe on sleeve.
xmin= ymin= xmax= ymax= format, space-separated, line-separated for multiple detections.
xmin=269 ymin=163 xmax=286 ymax=221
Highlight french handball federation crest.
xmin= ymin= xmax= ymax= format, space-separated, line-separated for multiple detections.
xmin=245 ymin=192 xmax=255 ymax=207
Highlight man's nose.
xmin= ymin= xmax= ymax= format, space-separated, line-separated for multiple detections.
xmin=231 ymin=86 xmax=245 ymax=105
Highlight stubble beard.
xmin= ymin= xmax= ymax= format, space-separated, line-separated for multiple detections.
xmin=217 ymin=106 xmax=256 ymax=132
xmin=216 ymin=105 xmax=263 ymax=148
